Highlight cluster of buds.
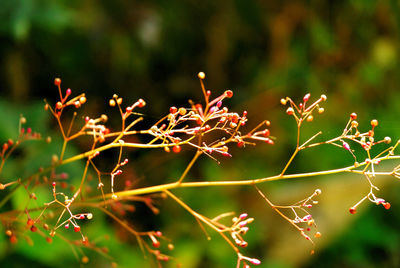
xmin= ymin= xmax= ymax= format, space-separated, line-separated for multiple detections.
xmin=109 ymin=94 xmax=146 ymax=120
xmin=281 ymin=93 xmax=327 ymax=123
xmin=142 ymin=72 xmax=274 ymax=160
xmin=84 ymin=114 xmax=110 ymax=143
xmin=349 ymin=192 xmax=391 ymax=215
xmin=230 ymin=213 xmax=253 ymax=248
xmin=341 ymin=113 xmax=391 ymax=154
xmin=50 ymin=78 xmax=87 ymax=113
xmin=43 ymin=183 xmax=92 ymax=241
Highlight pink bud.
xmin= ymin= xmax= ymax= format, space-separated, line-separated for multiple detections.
xmin=239 ymin=213 xmax=248 ymax=220
xmin=303 ymin=93 xmax=310 ymax=102
xmin=342 ymin=141 xmax=350 ymax=151
xmin=66 ymin=88 xmax=71 ymax=96
xmin=250 ymin=258 xmax=261 ymax=265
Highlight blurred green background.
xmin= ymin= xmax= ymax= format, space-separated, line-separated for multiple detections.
xmin=1 ymin=0 xmax=400 ymax=267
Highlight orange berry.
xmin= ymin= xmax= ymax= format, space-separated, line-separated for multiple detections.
xmin=383 ymin=202 xmax=391 ymax=210
xmin=371 ymin=119 xmax=378 ymax=127
xmin=172 ymin=145 xmax=181 ymax=153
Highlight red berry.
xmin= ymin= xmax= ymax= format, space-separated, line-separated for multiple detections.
xmin=349 ymin=207 xmax=357 ymax=214
xmin=172 ymin=145 xmax=181 ymax=153
xmin=54 ymin=78 xmax=61 ymax=86
xmin=155 ymin=231 xmax=162 ymax=237
xmin=383 ymin=202 xmax=391 ymax=210
xmin=225 ymin=90 xmax=233 ymax=98
xmin=74 ymin=226 xmax=81 ymax=232
xmin=66 ymin=88 xmax=71 ymax=96
xmin=286 ymin=107 xmax=294 ymax=115
xmin=303 ymin=93 xmax=310 ymax=102
xmin=10 ymin=235 xmax=17 ymax=244
xmin=152 ymin=240 xmax=160 ymax=248
xmin=30 ymin=225 xmax=38 ymax=232
xmin=169 ymin=106 xmax=177 ymax=114
xmin=350 ymin=113 xmax=357 ymax=120
xmin=27 ymin=219 xmax=34 ymax=226
xmin=138 ymin=99 xmax=146 ymax=108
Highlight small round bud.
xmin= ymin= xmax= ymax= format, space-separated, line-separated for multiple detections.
xmin=307 ymin=115 xmax=314 ymax=122
xmin=318 ymin=107 xmax=324 ymax=114
xmin=349 ymin=207 xmax=357 ymax=214
xmin=384 ymin=137 xmax=392 ymax=144
xmin=383 ymin=202 xmax=391 ymax=210
xmin=172 ymin=145 xmax=181 ymax=153
xmin=286 ymin=107 xmax=294 ymax=115
xmin=170 ymin=106 xmax=178 ymax=114
xmin=101 ymin=114 xmax=108 ymax=122
xmin=315 ymin=189 xmax=322 ymax=195
xmin=320 ymin=94 xmax=327 ymax=101
xmin=82 ymin=256 xmax=89 ymax=264
xmin=314 ymin=232 xmax=322 ymax=238
xmin=66 ymin=88 xmax=71 ymax=96
xmin=20 ymin=117 xmax=27 ymax=124
xmin=225 ymin=90 xmax=233 ymax=98
xmin=109 ymin=99 xmax=116 ymax=107
xmin=74 ymin=226 xmax=81 ymax=232
xmin=303 ymin=93 xmax=310 ymax=102
xmin=30 ymin=225 xmax=38 ymax=232
xmin=117 ymin=98 xmax=123 ymax=105
xmin=138 ymin=99 xmax=146 ymax=108
xmin=79 ymin=96 xmax=87 ymax=104
xmin=54 ymin=78 xmax=61 ymax=86
xmin=350 ymin=113 xmax=357 ymax=120
xmin=198 ymin=72 xmax=205 ymax=79
xmin=351 ymin=121 xmax=358 ymax=128
xmin=280 ymin=98 xmax=287 ymax=105
xmin=371 ymin=119 xmax=378 ymax=127
xmin=179 ymin=107 xmax=187 ymax=115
